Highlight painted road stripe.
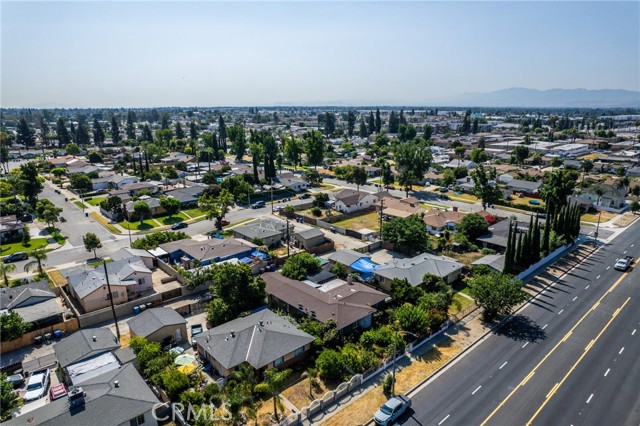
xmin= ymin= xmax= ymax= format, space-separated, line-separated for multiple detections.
xmin=619 ymin=347 xmax=625 ymax=355
xmin=587 ymin=394 xmax=594 ymax=404
xmin=604 ymin=368 xmax=610 ymax=377
xmin=499 ymin=362 xmax=508 ymax=370
xmin=585 ymin=285 xmax=590 ymax=289
xmin=542 ymin=324 xmax=548 ymax=330
xmin=438 ymin=414 xmax=450 ymax=425
xmin=558 ymin=309 xmax=564 ymax=315
xmin=522 ymin=342 xmax=529 ymax=348
xmin=607 ymin=266 xmax=610 ymax=270
xmin=623 ymin=250 xmax=627 ymax=254
xmin=596 ymin=275 xmax=600 ymax=279
xmin=472 ymin=386 xmax=482 ymax=395
xmin=632 ymin=329 xmax=636 ymax=336
xmin=573 ymin=296 xmax=578 ymax=301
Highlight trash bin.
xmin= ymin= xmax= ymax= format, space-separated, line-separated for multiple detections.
xmin=53 ymin=330 xmax=63 ymax=339
xmin=85 ymin=212 xmax=89 ymax=217
xmin=133 ymin=306 xmax=140 ymax=315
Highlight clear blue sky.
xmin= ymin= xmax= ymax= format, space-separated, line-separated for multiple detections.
xmin=2 ymin=1 xmax=638 ymax=107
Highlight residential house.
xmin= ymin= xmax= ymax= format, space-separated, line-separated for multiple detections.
xmin=506 ymin=179 xmax=542 ymax=197
xmin=332 ymin=189 xmax=379 ymax=214
xmin=471 ymin=254 xmax=506 ymax=273
xmin=374 ymin=252 xmax=465 ymax=288
xmin=125 ymin=196 xmax=166 ymax=220
xmin=577 ymin=184 xmax=627 ymax=210
xmin=121 ymin=182 xmax=159 ymax=196
xmin=476 ymin=219 xmax=529 ymax=251
xmin=0 ymin=215 xmax=25 ymax=244
xmin=327 ymin=249 xmax=381 ymax=281
xmin=163 ymin=185 xmax=205 ymax=207
xmin=379 ymin=196 xmax=425 ymax=219
xmin=66 ymin=258 xmax=153 ymax=313
xmin=363 ymin=165 xmax=381 ymax=177
xmin=92 ymin=174 xmax=140 ymax=191
xmin=194 ymin=309 xmax=315 ymax=378
xmin=109 ymin=247 xmax=156 ymax=269
xmin=54 ymin=328 xmax=120 ymax=369
xmin=422 ymin=208 xmax=466 ymax=236
xmin=263 ymin=272 xmax=387 ymax=332
xmin=127 ymin=307 xmax=188 ymax=344
xmin=233 ymin=218 xmax=293 ymax=247
xmin=278 ymin=173 xmax=309 ymax=192
xmin=158 ymin=237 xmax=256 ymax=268
xmin=0 ymin=280 xmax=65 ymax=328
xmin=160 ymin=152 xmax=195 ymax=166
xmin=292 ymin=228 xmax=327 ymax=250
xmin=3 ymin=363 xmax=159 ymax=426
xmin=443 ymin=160 xmax=476 ymax=169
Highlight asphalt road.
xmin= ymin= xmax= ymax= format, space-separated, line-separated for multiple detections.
xmin=397 ymin=219 xmax=640 ymax=426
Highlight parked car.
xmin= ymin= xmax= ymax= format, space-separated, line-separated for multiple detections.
xmin=23 ymin=369 xmax=50 ymax=402
xmin=171 ymin=222 xmax=188 ymax=230
xmin=439 ymin=187 xmax=448 ymax=193
xmin=3 ymin=252 xmax=28 ymax=263
xmin=614 ymin=256 xmax=634 ymax=271
xmin=19 ymin=214 xmax=33 ymax=223
xmin=219 ymin=219 xmax=230 ymax=226
xmin=299 ymin=193 xmax=311 ymax=199
xmin=7 ymin=372 xmax=24 ymax=388
xmin=251 ymin=201 xmax=265 ymax=209
xmin=374 ymin=395 xmax=412 ymax=425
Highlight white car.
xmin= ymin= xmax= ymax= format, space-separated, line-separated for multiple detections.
xmin=23 ymin=369 xmax=50 ymax=402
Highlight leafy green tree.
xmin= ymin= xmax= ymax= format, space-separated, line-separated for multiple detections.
xmin=457 ymin=214 xmax=489 ymax=241
xmin=206 ymin=298 xmax=232 ymax=327
xmin=16 ymin=117 xmax=35 ymax=147
xmin=284 ymin=133 xmax=303 ymax=169
xmin=189 ymin=120 xmax=197 ymax=140
xmin=23 ymin=248 xmax=47 ymax=276
xmin=159 ymin=369 xmax=190 ymax=401
xmin=315 ymin=349 xmax=345 ymax=381
xmin=111 ymin=116 xmax=121 ymax=144
xmin=382 ymin=216 xmax=429 ymax=254
xmin=394 ymin=303 xmax=430 ymax=335
xmin=87 ymin=151 xmax=103 ymax=163
xmin=83 ymin=232 xmax=102 ymax=259
xmin=381 ymin=162 xmax=394 ymax=189
xmin=126 ymin=112 xmax=136 ymax=139
xmin=140 ymin=123 xmax=153 ymax=142
xmin=249 ymin=141 xmax=264 ymax=183
xmin=471 ymin=164 xmax=502 ymax=209
xmin=229 ymin=124 xmax=247 ymax=161
xmin=468 ymin=272 xmax=527 ymax=321
xmin=56 ymin=118 xmax=70 ymax=148
xmin=390 ymin=278 xmax=425 ymax=305
xmin=1 ymin=373 xmax=20 ymax=421
xmin=305 ymin=130 xmax=325 ymax=169
xmin=18 ymin=163 xmax=43 ymax=207
xmin=513 ymin=145 xmax=530 ymax=166
xmin=199 ymin=189 xmax=233 ymax=229
xmin=133 ymin=201 xmax=152 ymax=224
xmin=131 ymin=231 xmax=188 ymax=250
xmin=345 ymin=166 xmax=368 ymax=191
xmin=100 ymin=195 xmax=124 ymax=217
xmin=303 ymin=169 xmax=322 ymax=186
xmin=281 ymin=252 xmax=321 ymax=280
xmin=174 ymin=122 xmax=185 ymax=139
xmin=540 ymin=169 xmax=577 ymax=215
xmin=359 ymin=116 xmax=368 ymax=137
xmin=394 ymin=140 xmax=432 ymax=197
xmin=76 ymin=123 xmax=90 ymax=146
xmin=160 ymin=196 xmax=181 ymax=218
xmin=69 ymin=173 xmax=93 ymax=192
xmin=209 ymin=263 xmax=266 ymax=315
xmin=65 ymin=142 xmax=80 ymax=155
xmin=469 ymin=148 xmax=488 ymax=164
xmin=0 ymin=311 xmax=31 ymax=342
xmin=375 ymin=108 xmax=382 ymax=133
xmin=0 ymin=264 xmax=16 ymax=287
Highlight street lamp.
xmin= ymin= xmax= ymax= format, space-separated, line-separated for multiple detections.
xmin=391 ymin=329 xmax=419 ymax=396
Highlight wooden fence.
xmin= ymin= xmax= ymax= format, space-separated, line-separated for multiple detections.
xmin=1 ymin=318 xmax=79 ymax=353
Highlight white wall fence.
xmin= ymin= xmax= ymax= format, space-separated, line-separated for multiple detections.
xmin=517 ymin=237 xmax=584 ymax=281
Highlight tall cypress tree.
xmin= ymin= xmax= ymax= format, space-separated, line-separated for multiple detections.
xmin=375 ymin=108 xmax=382 ymax=133
xmin=532 ymin=216 xmax=541 ymax=263
xmin=368 ymin=111 xmax=375 ymax=135
xmin=503 ymin=222 xmax=514 ymax=274
xmin=542 ymin=217 xmax=551 ymax=256
xmin=515 ymin=232 xmax=524 ymax=270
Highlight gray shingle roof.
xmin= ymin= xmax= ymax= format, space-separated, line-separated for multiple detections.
xmin=54 ymin=328 xmax=120 ymax=368
xmin=127 ymin=307 xmax=186 ymax=338
xmin=375 ymin=253 xmax=464 ymax=286
xmin=66 ymin=258 xmax=151 ymax=298
xmin=2 ymin=364 xmax=158 ymax=426
xmin=194 ymin=309 xmax=314 ymax=371
xmin=327 ymin=249 xmax=367 ymax=266
xmin=0 ymin=280 xmax=53 ymax=310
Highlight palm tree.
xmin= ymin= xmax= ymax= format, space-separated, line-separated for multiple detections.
xmin=0 ymin=263 xmax=16 ymax=287
xmin=308 ymin=367 xmax=318 ymax=398
xmin=23 ymin=248 xmax=48 ymax=276
xmin=255 ymin=368 xmax=292 ymax=422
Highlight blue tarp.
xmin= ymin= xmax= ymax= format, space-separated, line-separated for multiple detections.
xmin=349 ymin=257 xmax=380 ymax=280
xmin=251 ymin=251 xmax=269 ymax=260
xmin=240 ymin=257 xmax=253 ymax=264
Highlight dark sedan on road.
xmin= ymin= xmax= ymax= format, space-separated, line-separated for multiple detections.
xmin=3 ymin=252 xmax=28 ymax=263
xmin=171 ymin=222 xmax=188 ymax=230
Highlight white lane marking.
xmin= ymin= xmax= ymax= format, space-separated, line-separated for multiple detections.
xmin=632 ymin=329 xmax=637 ymax=336
xmin=587 ymin=394 xmax=594 ymax=404
xmin=631 ymin=244 xmax=635 ymax=247
xmin=596 ymin=275 xmax=600 ymax=279
xmin=472 ymin=385 xmax=482 ymax=395
xmin=522 ymin=342 xmax=529 ymax=348
xmin=542 ymin=324 xmax=548 ymax=330
xmin=604 ymin=368 xmax=610 ymax=377
xmin=623 ymin=250 xmax=627 ymax=254
xmin=585 ymin=285 xmax=590 ymax=289
xmin=499 ymin=361 xmax=508 ymax=370
xmin=607 ymin=266 xmax=610 ymax=270
xmin=573 ymin=296 xmax=578 ymax=301
xmin=619 ymin=347 xmax=625 ymax=355
xmin=558 ymin=309 xmax=564 ymax=315
xmin=438 ymin=414 xmax=450 ymax=425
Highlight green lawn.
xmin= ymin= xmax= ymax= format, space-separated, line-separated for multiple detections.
xmin=156 ymin=212 xmax=189 ymax=225
xmin=448 ymin=293 xmax=474 ymax=316
xmin=448 ymin=193 xmax=480 ymax=204
xmin=74 ymin=201 xmax=88 ymax=209
xmin=45 ymin=227 xmax=65 ymax=245
xmin=87 ymin=258 xmax=113 ymax=267
xmin=120 ymin=219 xmax=157 ymax=231
xmin=183 ymin=208 xmax=204 ymax=218
xmin=511 ymin=196 xmax=546 ymax=208
xmin=87 ymin=196 xmax=106 ymax=206
xmin=1 ymin=238 xmax=49 ymax=256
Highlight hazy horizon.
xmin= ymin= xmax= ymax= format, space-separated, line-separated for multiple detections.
xmin=2 ymin=1 xmax=639 ymax=108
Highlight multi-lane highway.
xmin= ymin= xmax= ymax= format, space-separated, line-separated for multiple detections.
xmin=398 ymin=219 xmax=640 ymax=426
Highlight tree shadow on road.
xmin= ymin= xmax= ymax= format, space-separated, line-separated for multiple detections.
xmin=495 ymin=314 xmax=547 ymax=343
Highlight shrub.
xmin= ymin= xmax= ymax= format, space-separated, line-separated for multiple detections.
xmin=481 ymin=248 xmax=496 ymax=255
xmin=311 ymin=206 xmax=322 ymax=217
xmin=315 ymin=349 xmax=345 ymax=381
xmin=131 ymin=231 xmax=189 ymax=249
xmin=394 ymin=304 xmax=430 ymax=335
xmin=281 ymin=252 xmax=321 ymax=280
xmin=382 ymin=373 xmax=394 ymax=396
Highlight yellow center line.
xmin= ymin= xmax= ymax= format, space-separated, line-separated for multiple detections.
xmin=526 ymin=296 xmax=631 ymax=426
xmin=480 ymin=259 xmax=635 ymax=426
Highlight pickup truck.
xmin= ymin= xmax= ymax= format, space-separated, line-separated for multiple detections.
xmin=614 ymin=256 xmax=634 ymax=271
xmin=374 ymin=395 xmax=411 ymax=425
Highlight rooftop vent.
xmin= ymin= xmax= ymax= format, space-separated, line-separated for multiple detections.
xmin=114 ymin=380 xmax=119 ymax=388
xmin=92 ymin=336 xmax=97 ymax=342
xmin=230 ymin=331 xmax=235 ymax=338
xmin=259 ymin=320 xmax=264 ymax=327
xmin=68 ymin=387 xmax=85 ymax=409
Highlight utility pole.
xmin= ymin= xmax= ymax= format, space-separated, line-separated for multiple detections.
xmin=594 ymin=210 xmax=602 ymax=245
xmin=379 ymin=198 xmax=384 ymax=243
xmin=103 ymin=260 xmax=120 ymax=340
xmin=127 ymin=222 xmax=132 ymax=247
xmin=286 ymin=217 xmax=290 ymax=258
xmin=271 ymin=186 xmax=274 ymax=214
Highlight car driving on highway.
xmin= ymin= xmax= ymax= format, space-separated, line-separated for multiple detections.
xmin=614 ymin=256 xmax=633 ymax=271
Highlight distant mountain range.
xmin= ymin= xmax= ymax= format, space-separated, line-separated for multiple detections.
xmin=429 ymin=88 xmax=640 ymax=108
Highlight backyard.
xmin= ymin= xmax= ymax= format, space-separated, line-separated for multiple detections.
xmin=332 ymin=211 xmax=381 ymax=231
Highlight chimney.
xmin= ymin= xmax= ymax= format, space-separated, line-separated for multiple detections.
xmin=92 ymin=336 xmax=97 ymax=342
xmin=453 ymin=206 xmax=458 ymax=212
xmin=68 ymin=387 xmax=85 ymax=409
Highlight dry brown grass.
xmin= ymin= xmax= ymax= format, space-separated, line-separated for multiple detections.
xmin=613 ymin=212 xmax=637 ymax=227
xmin=333 ymin=212 xmax=381 ymax=231
xmin=448 ymin=251 xmax=485 ymax=268
xmin=321 ymin=340 xmax=461 ymax=426
xmin=47 ymin=269 xmax=67 ymax=287
xmin=281 ymin=377 xmax=333 ymax=410
xmin=90 ymin=212 xmax=121 ymax=234
xmin=581 ymin=210 xmax=618 ymax=223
